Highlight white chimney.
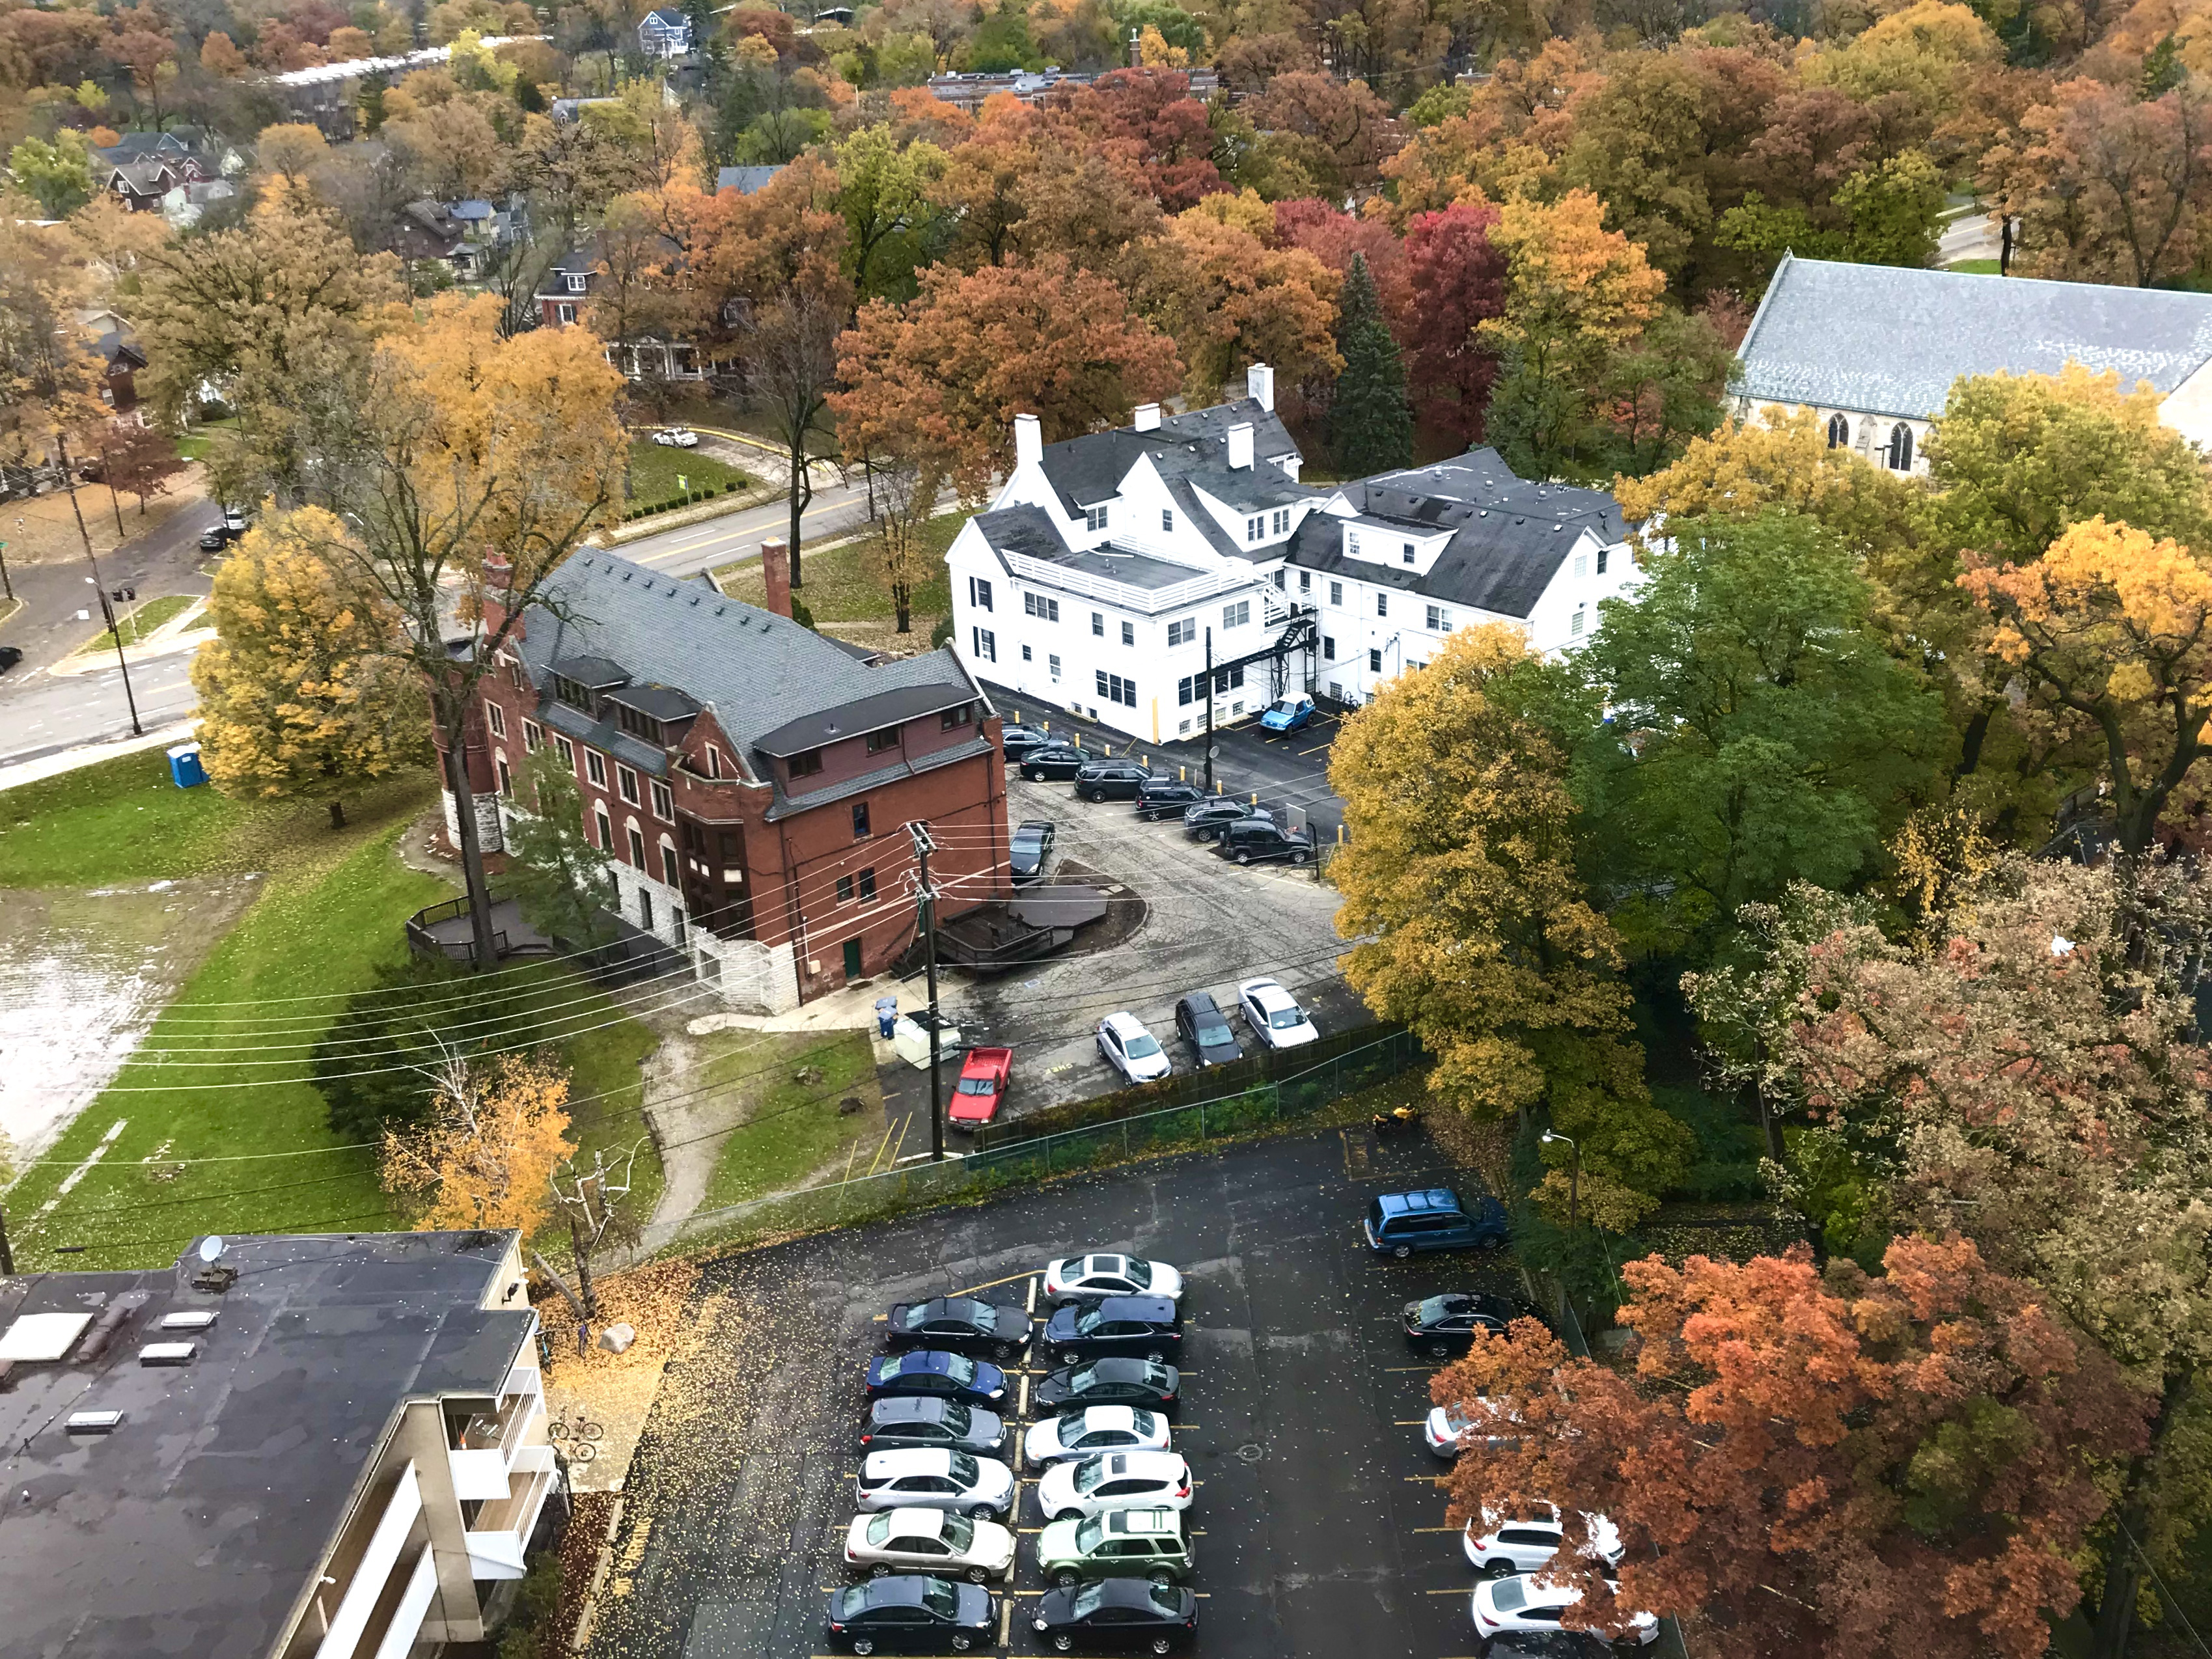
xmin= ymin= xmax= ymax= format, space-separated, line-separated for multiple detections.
xmin=1014 ymin=413 xmax=1042 ymax=469
xmin=1246 ymin=363 xmax=1275 ymax=412
xmin=1227 ymin=422 xmax=1253 ymax=470
xmin=1133 ymin=403 xmax=1161 ymax=432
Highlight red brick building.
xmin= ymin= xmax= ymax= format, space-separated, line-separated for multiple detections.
xmin=443 ymin=543 xmax=1010 ymax=1012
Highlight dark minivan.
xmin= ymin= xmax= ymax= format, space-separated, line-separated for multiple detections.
xmin=1173 ymin=991 xmax=1241 ymax=1067
xmin=1364 ymin=1188 xmax=1510 ymax=1259
xmin=1216 ymin=817 xmax=1316 ymax=866
xmin=1134 ymin=779 xmax=1206 ymax=821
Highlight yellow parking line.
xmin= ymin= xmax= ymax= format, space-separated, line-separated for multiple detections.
xmin=999 ymin=1597 xmax=1012 ymax=1645
xmin=1426 ymin=1588 xmax=1468 ymax=1595
xmin=1412 ymin=1526 xmax=1459 ymax=1533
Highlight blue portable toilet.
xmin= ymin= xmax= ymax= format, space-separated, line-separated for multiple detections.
xmin=167 ymin=742 xmax=207 ymax=788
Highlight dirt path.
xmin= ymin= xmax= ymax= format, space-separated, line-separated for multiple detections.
xmin=634 ymin=1022 xmax=748 ymax=1257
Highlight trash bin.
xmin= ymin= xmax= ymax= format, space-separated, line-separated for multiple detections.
xmin=167 ymin=743 xmax=206 ymax=789
xmin=874 ymin=996 xmax=898 ymax=1039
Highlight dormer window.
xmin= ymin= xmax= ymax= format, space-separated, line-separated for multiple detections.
xmin=1247 ymin=516 xmax=1264 ymax=543
xmin=553 ymin=674 xmax=595 ymax=711
xmin=1085 ymin=504 xmax=1109 ymax=532
xmin=1273 ymin=508 xmax=1290 ymax=534
xmin=566 ymin=273 xmax=587 ymax=294
xmin=788 ymin=749 xmax=823 ymax=778
xmin=1348 ymin=531 xmax=1362 ymax=558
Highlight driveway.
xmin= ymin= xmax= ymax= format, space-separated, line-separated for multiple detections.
xmin=583 ymin=1128 xmax=1527 ymax=1659
xmin=872 ymin=775 xmax=1359 ymax=1153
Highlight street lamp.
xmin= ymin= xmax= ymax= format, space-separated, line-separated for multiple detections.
xmin=1541 ymin=1131 xmax=1580 ymax=1232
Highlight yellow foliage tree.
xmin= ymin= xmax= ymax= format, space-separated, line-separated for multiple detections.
xmin=1960 ymin=514 xmax=2212 ymax=855
xmin=1137 ymin=23 xmax=1189 ymax=66
xmin=381 ymin=1051 xmax=575 ymax=1235
xmin=190 ymin=506 xmax=433 ymax=829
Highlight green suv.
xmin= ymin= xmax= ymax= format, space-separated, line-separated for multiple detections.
xmin=1036 ymin=1507 xmax=1194 ymax=1587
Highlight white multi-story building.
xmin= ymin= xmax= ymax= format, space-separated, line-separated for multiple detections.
xmin=943 ymin=366 xmax=1642 ymax=736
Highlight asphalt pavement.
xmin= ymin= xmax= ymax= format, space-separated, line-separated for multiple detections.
xmin=613 ymin=479 xmax=877 ymax=581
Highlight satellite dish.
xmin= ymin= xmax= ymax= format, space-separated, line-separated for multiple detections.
xmin=197 ymin=1236 xmax=225 ymax=1265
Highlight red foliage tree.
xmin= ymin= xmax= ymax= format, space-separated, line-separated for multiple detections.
xmin=1273 ymin=198 xmax=1412 ymax=327
xmin=1402 ymin=202 xmax=1506 ymax=447
xmin=1437 ymin=1238 xmax=2150 ymax=1659
xmin=1045 ymin=68 xmax=1221 ymax=210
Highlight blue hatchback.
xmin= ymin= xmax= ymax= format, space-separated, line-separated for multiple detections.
xmin=1364 ymin=1188 xmax=1510 ymax=1259
xmin=864 ymin=1348 xmax=1010 ymax=1406
xmin=1260 ymin=693 xmax=1315 ymax=734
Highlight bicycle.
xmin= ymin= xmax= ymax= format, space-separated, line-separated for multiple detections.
xmin=548 ymin=1408 xmax=604 ymax=1463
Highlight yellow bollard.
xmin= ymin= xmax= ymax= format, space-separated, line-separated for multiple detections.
xmin=1250 ymin=792 xmax=1258 ymax=805
xmin=1336 ymin=823 xmax=1344 ymax=844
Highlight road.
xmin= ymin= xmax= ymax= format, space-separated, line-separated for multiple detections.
xmin=611 ymin=478 xmax=876 ymax=579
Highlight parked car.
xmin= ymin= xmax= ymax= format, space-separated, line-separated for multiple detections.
xmin=1097 ymin=1012 xmax=1170 ymax=1084
xmin=1075 ymin=759 xmax=1152 ymax=802
xmin=1134 ymin=780 xmax=1206 ymax=821
xmin=1463 ymin=1505 xmax=1624 ymax=1578
xmin=1042 ymin=1295 xmax=1182 ymax=1365
xmin=1041 ymin=1254 xmax=1184 ymax=1306
xmin=220 ymin=508 xmax=248 ymax=537
xmin=844 ymin=1507 xmax=1016 ymax=1582
xmin=1036 ymin=1507 xmax=1194 ymax=1587
xmin=948 ymin=1048 xmax=1012 ymax=1129
xmin=1021 ymin=745 xmax=1088 ymax=782
xmin=1008 ymin=821 xmax=1055 ymax=884
xmin=1023 ymin=1405 xmax=1172 ymax=1466
xmin=0 ymin=644 xmax=20 ymax=673
xmin=1173 ymin=991 xmax=1242 ymax=1068
xmin=197 ymin=527 xmax=228 ymax=551
xmin=1364 ymin=1187 xmax=1510 ymax=1260
xmin=863 ymin=1350 xmax=1008 ymax=1407
xmin=1215 ymin=816 xmax=1316 ymax=867
xmin=1404 ymin=1291 xmax=1523 ymax=1357
xmin=824 ymin=1576 xmax=995 ymax=1654
xmin=1001 ymin=724 xmax=1052 ymax=760
xmin=1031 ymin=1578 xmax=1198 ymax=1654
xmin=860 ymin=1397 xmax=1006 ymax=1458
xmin=1182 ymin=798 xmax=1258 ymax=843
xmin=855 ymin=1448 xmax=1016 ymax=1517
xmin=652 ymin=426 xmax=700 ymax=447
xmin=1036 ymin=1451 xmax=1192 ymax=1521
xmin=1034 ymin=1357 xmax=1181 ymax=1416
xmin=1422 ymin=1393 xmax=1520 ymax=1459
xmin=1471 ymin=1574 xmax=1657 ymax=1647
xmin=1260 ymin=692 xmax=1316 ymax=734
xmin=1238 ymin=978 xmax=1318 ymax=1050
xmin=884 ymin=1296 xmax=1030 ymax=1360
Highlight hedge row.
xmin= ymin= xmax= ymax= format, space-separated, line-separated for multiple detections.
xmin=621 ymin=479 xmax=752 ymax=521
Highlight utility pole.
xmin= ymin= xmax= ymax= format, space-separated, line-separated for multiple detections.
xmin=55 ymin=431 xmax=141 ymax=737
xmin=906 ymin=820 xmax=947 ymax=1162
xmin=0 ymin=1204 xmax=14 ymax=1276
xmin=1203 ymin=626 xmax=1215 ymax=794
xmin=0 ymin=538 xmax=12 ymax=602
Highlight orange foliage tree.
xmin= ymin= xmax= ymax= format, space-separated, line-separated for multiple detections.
xmin=381 ymin=1051 xmax=576 ymax=1235
xmin=1437 ymin=1239 xmax=2150 ymax=1659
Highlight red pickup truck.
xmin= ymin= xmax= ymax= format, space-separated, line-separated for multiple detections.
xmin=948 ymin=1046 xmax=1012 ymax=1127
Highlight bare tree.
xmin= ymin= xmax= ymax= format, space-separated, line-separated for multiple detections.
xmin=745 ymin=281 xmax=846 ymax=591
xmin=867 ymin=445 xmax=937 ymax=634
xmin=548 ymin=1140 xmax=644 ymax=1320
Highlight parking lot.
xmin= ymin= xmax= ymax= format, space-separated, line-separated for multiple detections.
xmin=876 ymin=773 xmax=1364 ymax=1138
xmin=586 ymin=1130 xmax=1527 ymax=1659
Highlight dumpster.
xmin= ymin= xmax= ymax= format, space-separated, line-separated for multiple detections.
xmin=167 ymin=743 xmax=207 ymax=788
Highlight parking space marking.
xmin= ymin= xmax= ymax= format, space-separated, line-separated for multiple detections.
xmin=1405 ymin=1475 xmax=1448 ymax=1485
xmin=1411 ymin=1526 xmax=1459 ymax=1533
xmin=999 ymin=1596 xmax=1012 ymax=1645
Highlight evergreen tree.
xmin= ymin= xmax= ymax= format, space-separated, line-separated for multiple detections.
xmin=1329 ymin=253 xmax=1413 ymax=478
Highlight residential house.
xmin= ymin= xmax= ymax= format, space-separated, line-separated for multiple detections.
xmin=533 ymin=240 xmax=717 ymax=382
xmin=445 ymin=545 xmax=1010 ymax=1013
xmin=268 ymin=38 xmax=532 ymax=136
xmin=92 ymin=326 xmax=148 ymax=415
xmin=943 ymin=365 xmax=1641 ymax=735
xmin=943 ymin=365 xmax=1321 ymax=743
xmin=1285 ymin=450 xmax=1638 ymax=704
xmin=1735 ymin=252 xmax=2212 ymax=475
xmin=0 ymin=1229 xmax=557 ymax=1659
xmin=396 ymin=196 xmax=527 ymax=281
xmin=90 ymin=149 xmax=187 ymax=212
xmin=161 ymin=176 xmax=236 ymax=228
xmin=639 ymin=6 xmax=693 ymax=57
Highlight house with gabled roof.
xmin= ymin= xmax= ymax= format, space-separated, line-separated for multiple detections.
xmin=1735 ymin=252 xmax=2212 ymax=474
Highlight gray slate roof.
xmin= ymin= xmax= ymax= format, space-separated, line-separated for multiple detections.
xmin=1286 ymin=450 xmax=1623 ymax=620
xmin=1034 ymin=396 xmax=1303 ymax=519
xmin=519 ymin=549 xmax=977 ymax=776
xmin=968 ymin=505 xmax=1212 ymax=591
xmin=716 ymin=165 xmax=785 ymax=195
xmin=0 ymin=1231 xmax=527 ymax=1659
xmin=1737 ymin=253 xmax=2212 ymax=420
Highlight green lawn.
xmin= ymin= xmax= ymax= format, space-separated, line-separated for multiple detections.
xmin=712 ymin=512 xmax=960 ymax=641
xmin=1 ymin=753 xmax=665 ymax=1267
xmin=176 ymin=416 xmax=240 ymax=464
xmin=1948 ymin=258 xmax=2001 ymax=275
xmin=695 ymin=1028 xmax=881 ymax=1213
xmin=626 ymin=437 xmax=752 ymax=510
xmin=80 ymin=594 xmax=199 ymax=654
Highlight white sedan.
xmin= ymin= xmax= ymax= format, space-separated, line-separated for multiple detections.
xmin=652 ymin=426 xmax=699 ymax=447
xmin=1238 ymin=978 xmax=1318 ymax=1049
xmin=842 ymin=1506 xmax=1016 ymax=1582
xmin=1464 ymin=1505 xmax=1624 ymax=1576
xmin=1037 ymin=1451 xmax=1191 ymax=1520
xmin=1042 ymin=1254 xmax=1185 ymax=1306
xmin=1472 ymin=1574 xmax=1657 ymax=1647
xmin=1097 ymin=1011 xmax=1171 ymax=1082
xmin=1025 ymin=1403 xmax=1173 ymax=1466
xmin=856 ymin=1448 xmax=1016 ymax=1516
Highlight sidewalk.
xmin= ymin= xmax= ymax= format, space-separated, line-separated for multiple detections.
xmin=47 ymin=595 xmax=212 ymax=677
xmin=0 ymin=718 xmax=199 ymax=794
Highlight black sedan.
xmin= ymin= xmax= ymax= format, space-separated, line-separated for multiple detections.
xmin=198 ymin=527 xmax=230 ymax=551
xmin=825 ymin=1576 xmax=995 ymax=1654
xmin=1173 ymin=991 xmax=1241 ymax=1067
xmin=1403 ymin=1292 xmax=1522 ymax=1357
xmin=1010 ymin=820 xmax=1055 ymax=884
xmin=1032 ymin=1578 xmax=1198 ymax=1653
xmin=1001 ymin=724 xmax=1053 ymax=760
xmin=0 ymin=644 xmax=20 ymax=673
xmin=1182 ymin=798 xmax=1258 ymax=843
xmin=1034 ymin=1356 xmax=1180 ymax=1416
xmin=1042 ymin=1295 xmax=1182 ymax=1365
xmin=864 ymin=1349 xmax=1009 ymax=1406
xmin=1074 ymin=760 xmax=1152 ymax=802
xmin=1021 ymin=745 xmax=1088 ymax=782
xmin=885 ymin=1296 xmax=1032 ymax=1360
xmin=1482 ymin=1634 xmax=1619 ymax=1659
xmin=1134 ymin=780 xmax=1206 ymax=821
xmin=859 ymin=1396 xmax=1006 ymax=1456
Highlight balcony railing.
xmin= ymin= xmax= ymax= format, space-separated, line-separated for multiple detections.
xmin=999 ymin=549 xmax=1258 ymax=616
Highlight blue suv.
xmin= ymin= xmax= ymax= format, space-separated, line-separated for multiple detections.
xmin=1364 ymin=1188 xmax=1510 ymax=1259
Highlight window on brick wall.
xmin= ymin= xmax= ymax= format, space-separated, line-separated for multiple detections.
xmin=523 ymin=720 xmax=542 ymax=752
xmin=650 ymin=780 xmax=673 ymax=819
xmin=616 ymin=764 xmax=639 ymax=805
xmin=586 ymin=750 xmax=607 ymax=788
xmin=486 ymin=701 xmax=506 ymax=738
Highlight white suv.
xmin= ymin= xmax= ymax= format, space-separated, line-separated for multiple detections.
xmin=1036 ymin=1451 xmax=1192 ymax=1520
xmin=1472 ymin=1574 xmax=1657 ymax=1647
xmin=1463 ymin=1505 xmax=1624 ymax=1576
xmin=1096 ymin=1012 xmax=1171 ymax=1082
xmin=1238 ymin=978 xmax=1318 ymax=1049
xmin=855 ymin=1447 xmax=1016 ymax=1517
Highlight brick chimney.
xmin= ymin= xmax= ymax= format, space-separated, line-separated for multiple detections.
xmin=482 ymin=550 xmax=521 ymax=638
xmin=760 ymin=538 xmax=792 ymax=618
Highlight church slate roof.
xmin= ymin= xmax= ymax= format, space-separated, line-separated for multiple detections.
xmin=1737 ymin=253 xmax=2212 ymax=420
